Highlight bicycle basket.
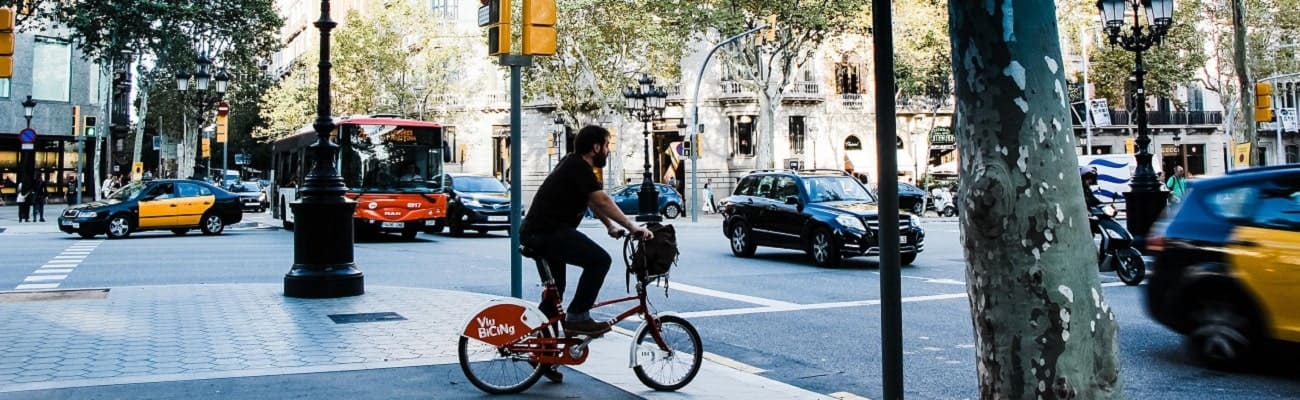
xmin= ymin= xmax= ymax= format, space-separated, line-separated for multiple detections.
xmin=630 ymin=223 xmax=678 ymax=278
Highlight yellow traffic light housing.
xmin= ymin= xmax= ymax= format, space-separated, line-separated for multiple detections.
xmin=482 ymin=0 xmax=512 ymax=56
xmin=522 ymin=0 xmax=556 ymax=56
xmin=762 ymin=15 xmax=778 ymax=43
xmin=0 ymin=7 xmax=15 ymax=79
xmin=73 ymin=106 xmax=82 ymax=136
xmin=1256 ymin=82 xmax=1275 ymax=122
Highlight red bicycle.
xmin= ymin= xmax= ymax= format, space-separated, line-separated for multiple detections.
xmin=457 ymin=234 xmax=702 ymax=394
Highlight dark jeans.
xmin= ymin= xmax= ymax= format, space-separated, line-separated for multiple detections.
xmin=522 ymin=228 xmax=611 ymax=322
xmin=33 ymin=199 xmax=45 ymax=221
xmin=18 ymin=202 xmax=30 ymax=221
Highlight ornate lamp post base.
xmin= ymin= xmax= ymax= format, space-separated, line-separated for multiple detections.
xmin=636 ymin=172 xmax=661 ymax=223
xmin=1124 ymin=190 xmax=1168 ymax=245
xmin=285 ymin=197 xmax=363 ymax=298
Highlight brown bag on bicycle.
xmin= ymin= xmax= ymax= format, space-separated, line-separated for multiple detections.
xmin=631 ymin=223 xmax=678 ymax=278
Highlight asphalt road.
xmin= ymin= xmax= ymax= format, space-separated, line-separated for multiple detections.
xmin=5 ymin=212 xmax=1300 ymax=399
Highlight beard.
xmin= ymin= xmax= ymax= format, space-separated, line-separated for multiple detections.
xmin=593 ymin=151 xmax=609 ymax=168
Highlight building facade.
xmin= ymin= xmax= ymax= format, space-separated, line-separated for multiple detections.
xmin=0 ymin=30 xmax=108 ymax=204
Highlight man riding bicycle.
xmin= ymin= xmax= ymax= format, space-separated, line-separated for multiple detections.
xmin=522 ymin=125 xmax=653 ymax=340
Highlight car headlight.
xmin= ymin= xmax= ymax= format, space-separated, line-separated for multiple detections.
xmin=77 ymin=211 xmax=98 ymax=218
xmin=462 ymin=197 xmax=482 ymax=207
xmin=259 ymin=192 xmax=267 ymax=201
xmin=835 ymin=214 xmax=866 ymax=232
xmin=908 ymin=214 xmax=921 ymax=228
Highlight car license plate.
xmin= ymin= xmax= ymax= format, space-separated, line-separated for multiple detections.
xmin=425 ymin=220 xmax=439 ymax=226
xmin=488 ymin=215 xmax=508 ymax=222
xmin=381 ymin=222 xmax=404 ymax=228
xmin=900 ymin=235 xmax=908 ymax=244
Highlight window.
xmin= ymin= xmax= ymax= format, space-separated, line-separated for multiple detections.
xmin=178 ymin=183 xmax=201 ymax=198
xmin=88 ymin=63 xmax=100 ymax=103
xmin=789 ymin=116 xmax=805 ymax=155
xmin=1187 ymin=87 xmax=1204 ymax=111
xmin=1206 ymin=186 xmax=1256 ymax=220
xmin=1250 ymin=181 xmax=1300 ymax=231
xmin=0 ymin=78 xmax=9 ymax=98
xmin=753 ymin=176 xmax=775 ymax=199
xmin=731 ymin=115 xmax=755 ymax=157
xmin=735 ymin=176 xmax=758 ymax=196
xmin=771 ymin=176 xmax=798 ymax=200
xmin=834 ymin=61 xmax=863 ymax=94
xmin=1288 ymin=145 xmax=1298 ymax=164
xmin=430 ymin=0 xmax=458 ymax=19
xmin=32 ymin=37 xmax=72 ymax=102
xmin=444 ymin=126 xmax=458 ymax=163
xmin=896 ymin=137 xmax=905 ymax=150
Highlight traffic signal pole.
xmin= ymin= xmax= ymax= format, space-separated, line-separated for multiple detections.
xmin=501 ymin=54 xmax=531 ymax=299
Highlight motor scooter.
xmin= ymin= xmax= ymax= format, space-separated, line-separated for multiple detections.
xmin=1090 ymin=204 xmax=1145 ymax=285
xmin=927 ymin=190 xmax=958 ymax=217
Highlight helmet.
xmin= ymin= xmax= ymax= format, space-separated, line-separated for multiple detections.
xmin=1078 ymin=166 xmax=1097 ymax=178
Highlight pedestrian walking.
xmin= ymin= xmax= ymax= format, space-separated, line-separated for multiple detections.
xmin=65 ymin=175 xmax=77 ymax=205
xmin=16 ymin=181 xmax=31 ymax=222
xmin=703 ymin=178 xmax=717 ymax=214
xmin=0 ymin=177 xmax=6 ymax=206
xmin=1165 ymin=166 xmax=1188 ymax=203
xmin=33 ymin=175 xmax=49 ymax=222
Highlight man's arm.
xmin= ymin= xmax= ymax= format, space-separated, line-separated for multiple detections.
xmin=587 ymin=190 xmax=652 ymax=238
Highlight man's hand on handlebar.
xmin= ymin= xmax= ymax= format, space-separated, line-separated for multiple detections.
xmin=609 ymin=226 xmax=653 ymax=240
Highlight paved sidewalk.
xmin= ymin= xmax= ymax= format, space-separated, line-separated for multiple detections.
xmin=0 ymin=284 xmax=834 ymax=399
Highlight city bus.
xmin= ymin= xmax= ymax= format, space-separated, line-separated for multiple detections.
xmin=270 ymin=115 xmax=448 ymax=239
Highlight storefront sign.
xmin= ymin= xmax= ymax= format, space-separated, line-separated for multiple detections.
xmin=1089 ymin=99 xmax=1112 ymax=127
xmin=1279 ymin=108 xmax=1297 ymax=132
xmin=1161 ymin=144 xmax=1180 ymax=156
xmin=929 ymin=126 xmax=955 ymax=150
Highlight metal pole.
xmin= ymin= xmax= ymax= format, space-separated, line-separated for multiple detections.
xmin=500 ymin=54 xmax=532 ymax=299
xmin=1083 ymin=31 xmax=1094 ymax=154
xmin=871 ymin=0 xmax=902 ymax=397
xmin=689 ymin=25 xmax=768 ymax=223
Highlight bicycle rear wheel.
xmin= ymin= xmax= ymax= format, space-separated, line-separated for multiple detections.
xmin=633 ymin=315 xmax=703 ymax=391
xmin=458 ymin=332 xmax=547 ymax=394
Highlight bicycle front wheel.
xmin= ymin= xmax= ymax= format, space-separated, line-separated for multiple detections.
xmin=458 ymin=334 xmax=545 ymax=394
xmin=633 ymin=315 xmax=703 ymax=391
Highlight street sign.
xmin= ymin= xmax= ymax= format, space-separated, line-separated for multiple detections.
xmin=19 ymin=127 xmax=34 ymax=149
xmin=1279 ymin=108 xmax=1297 ymax=132
xmin=152 ymin=136 xmax=161 ymax=151
xmin=1089 ymin=98 xmax=1112 ymax=127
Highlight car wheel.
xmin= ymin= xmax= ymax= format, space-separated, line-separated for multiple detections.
xmin=663 ymin=203 xmax=682 ymax=219
xmin=728 ymin=220 xmax=756 ymax=257
xmin=900 ymin=252 xmax=917 ymax=266
xmin=106 ymin=214 xmax=132 ymax=239
xmin=171 ymin=228 xmax=189 ymax=236
xmin=200 ymin=213 xmax=225 ymax=235
xmin=78 ymin=232 xmax=97 ymax=239
xmin=424 ymin=219 xmax=446 ymax=234
xmin=941 ymin=206 xmax=956 ymax=217
xmin=1189 ymin=295 xmax=1259 ymax=370
xmin=808 ymin=228 xmax=842 ymax=268
xmin=911 ymin=202 xmax=925 ymax=216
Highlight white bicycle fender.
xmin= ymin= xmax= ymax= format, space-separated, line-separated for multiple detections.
xmin=628 ymin=311 xmax=682 ymax=368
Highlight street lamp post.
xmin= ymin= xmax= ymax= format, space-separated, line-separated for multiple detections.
xmin=1097 ymin=0 xmax=1174 ymax=243
xmin=175 ymin=55 xmax=230 ymax=181
xmin=284 ymin=0 xmax=363 ymax=298
xmin=19 ymin=95 xmax=36 ymax=195
xmin=622 ymin=75 xmax=669 ymax=223
xmin=551 ymin=113 xmax=565 ymax=171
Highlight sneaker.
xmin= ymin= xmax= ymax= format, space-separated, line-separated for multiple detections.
xmin=542 ymin=365 xmax=563 ymax=383
xmin=563 ymin=319 xmax=611 ymax=337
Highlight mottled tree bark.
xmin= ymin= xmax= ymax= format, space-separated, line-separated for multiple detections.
xmin=1231 ymin=0 xmax=1256 ymax=164
xmin=948 ymin=2 xmax=1122 ymax=399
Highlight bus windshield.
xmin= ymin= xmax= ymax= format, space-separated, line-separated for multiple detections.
xmin=341 ymin=124 xmax=444 ymax=194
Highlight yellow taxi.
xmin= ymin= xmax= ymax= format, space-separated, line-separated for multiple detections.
xmin=58 ymin=179 xmax=244 ymax=239
xmin=1145 ymin=164 xmax=1300 ymax=369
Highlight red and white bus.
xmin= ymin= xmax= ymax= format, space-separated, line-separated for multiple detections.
xmin=270 ymin=115 xmax=448 ymax=239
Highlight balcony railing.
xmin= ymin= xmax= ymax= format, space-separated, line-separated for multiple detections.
xmin=1078 ymin=110 xmax=1224 ymax=127
xmin=788 ymin=82 xmax=821 ymax=95
xmin=664 ymin=84 xmax=683 ymax=98
xmin=840 ymin=93 xmax=864 ymax=109
xmin=720 ymin=81 xmax=748 ymax=95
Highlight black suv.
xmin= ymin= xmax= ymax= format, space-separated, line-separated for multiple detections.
xmin=721 ymin=170 xmax=925 ymax=267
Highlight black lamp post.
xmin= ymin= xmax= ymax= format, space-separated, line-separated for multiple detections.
xmin=551 ymin=113 xmax=565 ymax=171
xmin=19 ymin=95 xmax=36 ymax=193
xmin=284 ymin=0 xmax=363 ymax=298
xmin=1097 ymin=0 xmax=1174 ymax=242
xmin=175 ymin=55 xmax=230 ymax=180
xmin=622 ymin=75 xmax=669 ymax=223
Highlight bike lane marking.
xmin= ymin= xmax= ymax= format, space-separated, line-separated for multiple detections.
xmin=14 ymin=240 xmax=102 ymax=290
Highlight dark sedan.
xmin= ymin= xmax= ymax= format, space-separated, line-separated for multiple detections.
xmin=432 ymin=174 xmax=511 ymax=236
xmin=226 ymin=181 xmax=268 ymax=212
xmin=58 ymin=179 xmax=243 ymax=239
xmin=897 ymin=182 xmax=929 ymax=215
xmin=609 ymin=183 xmax=684 ymax=219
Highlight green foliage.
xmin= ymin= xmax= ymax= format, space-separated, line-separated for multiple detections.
xmin=892 ymin=0 xmax=952 ymax=102
xmin=1087 ymin=0 xmax=1207 ymax=109
xmin=255 ymin=1 xmax=463 ymax=141
xmin=525 ymin=0 xmax=685 ymax=125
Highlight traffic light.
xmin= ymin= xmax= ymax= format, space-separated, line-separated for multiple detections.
xmin=84 ymin=116 xmax=97 ymax=137
xmin=0 ymin=7 xmax=15 ymax=79
xmin=1256 ymin=82 xmax=1275 ymax=122
xmin=762 ymin=15 xmax=778 ymax=43
xmin=73 ymin=106 xmax=82 ymax=136
xmin=522 ymin=0 xmax=556 ymax=56
xmin=202 ymin=137 xmax=211 ymax=158
xmin=480 ymin=0 xmax=512 ymax=56
xmin=682 ymin=140 xmax=691 ymax=157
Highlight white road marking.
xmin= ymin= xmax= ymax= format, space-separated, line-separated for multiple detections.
xmin=831 ymin=392 xmax=873 ymax=400
xmin=13 ymin=240 xmax=99 ymax=290
xmin=14 ymin=283 xmax=60 ymax=290
xmin=24 ymin=275 xmax=68 ymax=282
xmin=656 ymin=281 xmax=799 ymax=308
xmin=678 ymin=292 xmax=970 ymax=319
xmin=32 ymin=269 xmax=74 ymax=275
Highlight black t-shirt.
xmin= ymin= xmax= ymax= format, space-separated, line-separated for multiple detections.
xmin=522 ymin=154 xmax=601 ymax=234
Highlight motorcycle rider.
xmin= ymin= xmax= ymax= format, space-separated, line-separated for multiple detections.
xmin=1081 ymin=166 xmax=1122 ymax=257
